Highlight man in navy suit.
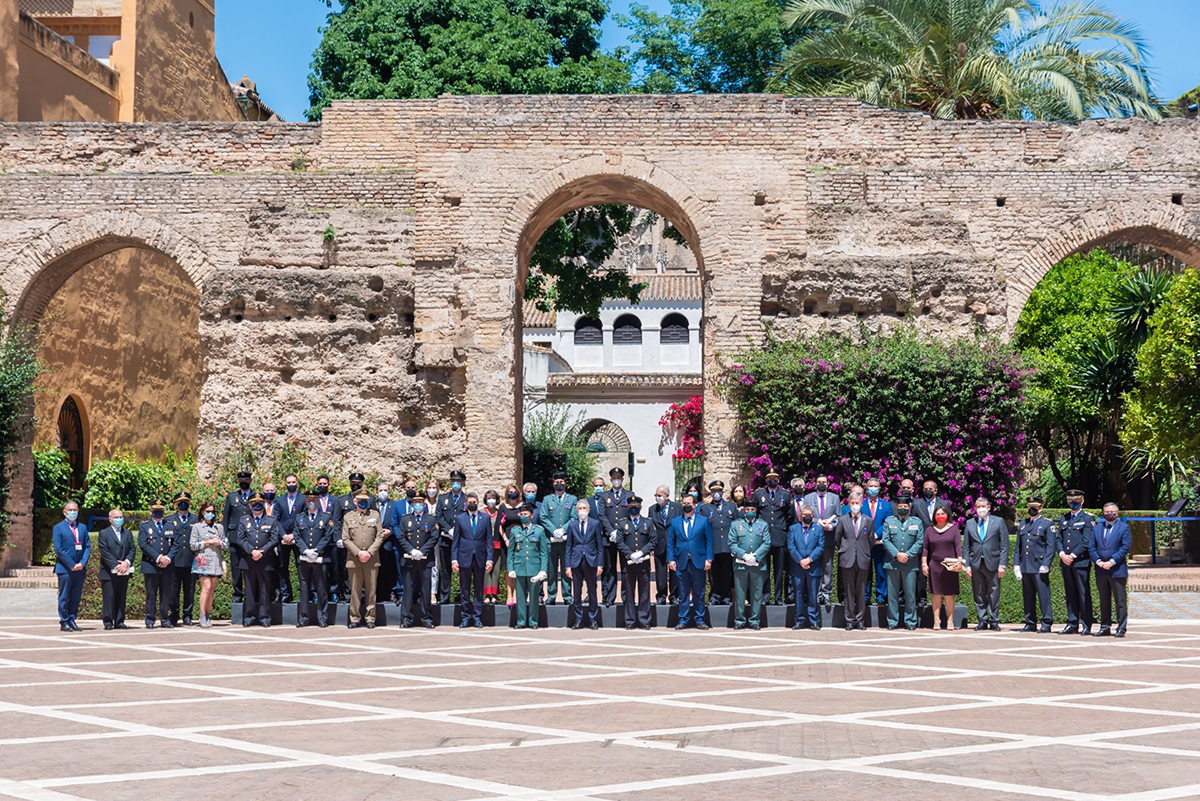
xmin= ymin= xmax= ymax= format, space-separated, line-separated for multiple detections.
xmin=787 ymin=503 xmax=824 ymax=630
xmin=803 ymin=475 xmax=842 ymax=604
xmin=385 ymin=479 xmax=420 ymax=604
xmin=566 ymin=497 xmax=605 ymax=629
xmin=649 ymin=486 xmax=682 ymax=603
xmin=53 ymin=501 xmax=90 ymax=631
xmin=963 ymin=496 xmax=1009 ymax=631
xmin=668 ymin=493 xmax=713 ymax=630
xmin=451 ymin=491 xmax=494 ymax=628
xmin=97 ymin=507 xmax=135 ymax=630
xmin=861 ymin=478 xmax=893 ymax=606
xmin=275 ymin=474 xmax=303 ymax=604
xmin=374 ymin=481 xmax=399 ymax=604
xmin=1093 ymin=502 xmax=1132 ymax=637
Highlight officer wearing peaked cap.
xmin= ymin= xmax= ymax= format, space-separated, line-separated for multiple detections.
xmin=236 ymin=491 xmax=283 ymax=628
xmin=139 ymin=497 xmax=176 ymax=628
xmin=1056 ymin=489 xmax=1095 ymax=635
xmin=1015 ymin=495 xmax=1055 ymax=632
xmin=617 ymin=495 xmax=657 ymax=630
xmin=598 ymin=466 xmax=631 ymax=606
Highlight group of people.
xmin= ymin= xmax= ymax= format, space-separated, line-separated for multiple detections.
xmin=49 ymin=467 xmax=1132 ymax=637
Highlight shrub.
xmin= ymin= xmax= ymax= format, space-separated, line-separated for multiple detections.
xmin=33 ymin=445 xmax=74 ymax=509
xmin=523 ymin=404 xmax=598 ymax=497
xmin=0 ymin=319 xmax=43 ymax=548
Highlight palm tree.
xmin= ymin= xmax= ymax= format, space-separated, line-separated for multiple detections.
xmin=773 ymin=0 xmax=1162 ymax=120
xmin=1110 ymin=265 xmax=1175 ymax=349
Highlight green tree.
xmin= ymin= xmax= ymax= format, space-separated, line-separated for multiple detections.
xmin=0 ymin=320 xmax=42 ymax=548
xmin=1122 ymin=269 xmax=1200 ymax=486
xmin=774 ymin=0 xmax=1161 ymax=120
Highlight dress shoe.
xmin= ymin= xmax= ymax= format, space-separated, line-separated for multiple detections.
xmin=1115 ymin=631 xmax=1125 ymax=638
xmin=857 ymin=623 xmax=866 ymax=630
xmin=640 ymin=623 xmax=653 ymax=630
xmin=905 ymin=625 xmax=917 ymax=631
xmin=459 ymin=620 xmax=471 ymax=628
xmin=1057 ymin=625 xmax=1078 ymax=635
xmin=260 ymin=621 xmax=271 ymax=628
xmin=734 ymin=622 xmax=746 ymax=630
xmin=749 ymin=622 xmax=761 ymax=630
xmin=625 ymin=624 xmax=636 ymax=630
xmin=887 ymin=625 xmax=898 ymax=630
xmin=571 ymin=621 xmax=584 ymax=630
xmin=68 ymin=621 xmax=82 ymax=631
xmin=182 ymin=617 xmax=193 ymax=627
xmin=1093 ymin=628 xmax=1112 ymax=637
xmin=1018 ymin=624 xmax=1037 ymax=632
xmin=474 ymin=620 xmax=484 ymax=628
xmin=696 ymin=622 xmax=711 ymax=630
xmin=348 ymin=621 xmax=360 ymax=629
xmin=242 ymin=621 xmax=253 ymax=628
xmin=365 ymin=622 xmax=375 ymax=629
xmin=588 ymin=621 xmax=598 ymax=630
xmin=845 ymin=624 xmax=854 ymax=631
xmin=146 ymin=621 xmax=157 ymax=629
xmin=116 ymin=623 xmax=129 ymax=629
xmin=990 ymin=622 xmax=1001 ymax=631
xmin=1038 ymin=624 xmax=1052 ymax=633
xmin=161 ymin=621 xmax=175 ymax=629
xmin=296 ymin=622 xmax=306 ymax=628
xmin=675 ymin=623 xmax=690 ymax=630
xmin=60 ymin=623 xmax=71 ymax=632
xmin=399 ymin=621 xmax=413 ymax=628
xmin=424 ymin=621 xmax=437 ymax=629
xmin=974 ymin=623 xmax=988 ymax=631
xmin=791 ymin=622 xmax=805 ymax=630
xmin=318 ymin=621 xmax=328 ymax=628
xmin=1079 ymin=627 xmax=1093 ymax=636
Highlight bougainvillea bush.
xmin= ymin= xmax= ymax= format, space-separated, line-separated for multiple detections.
xmin=719 ymin=325 xmax=1031 ymax=519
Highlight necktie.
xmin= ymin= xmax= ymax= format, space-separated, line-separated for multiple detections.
xmin=71 ymin=524 xmax=79 ymax=545
xmin=819 ymin=497 xmax=825 ymax=518
xmin=472 ymin=514 xmax=478 ymax=530
xmin=980 ymin=518 xmax=987 ymax=540
xmin=854 ymin=516 xmax=860 ymax=535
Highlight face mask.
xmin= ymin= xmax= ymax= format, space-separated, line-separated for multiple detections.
xmin=1068 ymin=501 xmax=1082 ymax=511
xmin=1028 ymin=506 xmax=1040 ymax=517
xmin=923 ymin=489 xmax=935 ymax=499
xmin=849 ymin=503 xmax=862 ymax=515
xmin=747 ymin=511 xmax=759 ymax=522
xmin=486 ymin=498 xmax=498 ymax=508
xmin=286 ymin=484 xmax=298 ymax=493
xmin=682 ymin=504 xmax=694 ymax=514
xmin=263 ymin=492 xmax=276 ymax=501
xmin=712 ymin=492 xmax=723 ymax=503
xmin=816 ymin=483 xmax=827 ymax=493
xmin=178 ymin=502 xmax=190 ymax=513
xmin=629 ymin=506 xmax=641 ymax=516
xmin=238 ymin=480 xmax=251 ymax=490
xmin=451 ymin=481 xmax=462 ymax=492
xmin=977 ymin=508 xmax=989 ymax=518
xmin=867 ymin=487 xmax=879 ymax=498
xmin=792 ymin=487 xmax=804 ymax=496
xmin=935 ymin=512 xmax=948 ymax=525
xmin=377 ymin=490 xmax=389 ymax=502
xmin=413 ymin=503 xmax=425 ymax=515
xmin=350 ymin=483 xmax=362 ymax=493
xmin=767 ymin=479 xmax=778 ymax=489
xmin=250 ymin=504 xmax=264 ymax=514
xmin=427 ymin=487 xmax=439 ymax=498
xmin=406 ymin=489 xmax=417 ymax=499
xmin=578 ymin=508 xmax=589 ymax=519
xmin=307 ymin=502 xmax=318 ymax=512
xmin=525 ymin=492 xmax=536 ymax=501
xmin=898 ymin=506 xmax=910 ymax=517
xmin=151 ymin=509 xmax=164 ymax=519
xmin=554 ymin=482 xmax=565 ymax=492
xmin=1104 ymin=512 xmax=1118 ymax=522
xmin=519 ymin=515 xmax=532 ymax=525
xmin=612 ymin=479 xmax=623 ymax=489
xmin=357 ymin=500 xmax=370 ymax=510
xmin=112 ymin=517 xmax=124 ymax=528
xmin=467 ymin=502 xmax=478 ymax=512
xmin=655 ymin=495 xmax=665 ymax=503
xmin=65 ymin=509 xmax=79 ymax=522
xmin=507 ymin=492 xmax=520 ymax=500
xmin=800 ymin=515 xmax=811 ymax=524
xmin=317 ymin=486 xmax=328 ymax=496
xmin=203 ymin=512 xmax=214 ymax=522
xmin=593 ymin=486 xmax=603 ymax=496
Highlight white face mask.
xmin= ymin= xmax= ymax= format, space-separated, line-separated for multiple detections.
xmin=712 ymin=492 xmax=723 ymax=502
xmin=849 ymin=504 xmax=862 ymax=515
xmin=485 ymin=498 xmax=497 ymax=508
xmin=578 ymin=508 xmax=589 ymax=519
xmin=977 ymin=508 xmax=989 ymax=518
xmin=377 ymin=490 xmax=389 ymax=502
xmin=612 ymin=479 xmax=623 ymax=489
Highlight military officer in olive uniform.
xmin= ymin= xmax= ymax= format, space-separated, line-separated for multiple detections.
xmin=331 ymin=472 xmax=372 ymax=602
xmin=1015 ymin=495 xmax=1055 ymax=632
xmin=138 ymin=498 xmax=176 ymax=628
xmin=752 ymin=471 xmax=793 ymax=605
xmin=698 ymin=480 xmax=738 ymax=605
xmin=222 ymin=469 xmax=255 ymax=602
xmin=598 ymin=466 xmax=631 ymax=605
xmin=342 ymin=489 xmax=385 ymax=629
xmin=880 ymin=494 xmax=924 ymax=630
xmin=539 ymin=471 xmax=576 ymax=606
xmin=616 ymin=495 xmax=657 ymax=630
xmin=1056 ymin=488 xmax=1095 ymax=635
xmin=236 ymin=492 xmax=283 ymax=628
xmin=729 ymin=499 xmax=771 ymax=629
xmin=435 ymin=470 xmax=469 ymax=604
xmin=293 ymin=488 xmax=333 ymax=627
xmin=508 ymin=503 xmax=549 ymax=629
xmin=166 ymin=491 xmax=196 ymax=626
xmin=398 ymin=491 xmax=438 ymax=628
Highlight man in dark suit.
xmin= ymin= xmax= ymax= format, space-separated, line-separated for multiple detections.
xmin=374 ymin=481 xmax=399 ymax=604
xmin=1093 ymin=502 xmax=1131 ymax=638
xmin=293 ymin=488 xmax=333 ymax=628
xmin=698 ymin=480 xmax=738 ymax=605
xmin=616 ymin=495 xmax=657 ymax=630
xmin=963 ymin=496 xmax=1009 ymax=631
xmin=835 ymin=492 xmax=874 ymax=630
xmin=385 ymin=479 xmax=420 ymax=604
xmin=649 ymin=485 xmax=681 ymax=604
xmin=451 ymin=491 xmax=493 ymax=628
xmin=236 ymin=492 xmax=283 ymax=628
xmin=597 ymin=467 xmax=629 ymax=606
xmin=436 ymin=470 xmax=468 ymax=604
xmin=97 ymin=507 xmax=135 ymax=630
xmin=1015 ymin=495 xmax=1055 ymax=632
xmin=753 ymin=470 xmax=793 ymax=606
xmin=53 ymin=501 xmax=90 ymax=632
xmin=566 ymin=497 xmax=605 ymax=629
xmin=861 ymin=478 xmax=893 ymax=606
xmin=668 ymin=495 xmax=714 ymax=630
xmin=1055 ymin=488 xmax=1095 ymax=635
xmin=166 ymin=492 xmax=196 ymax=626
xmin=803 ymin=475 xmax=841 ymax=605
xmin=222 ymin=469 xmax=255 ymax=603
xmin=398 ymin=490 xmax=438 ymax=628
xmin=276 ymin=474 xmax=304 ymax=604
xmin=138 ymin=498 xmax=176 ymax=629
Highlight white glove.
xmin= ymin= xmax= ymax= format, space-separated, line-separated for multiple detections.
xmin=1039 ymin=566 xmax=1049 ymax=574
xmin=508 ymin=570 xmax=517 ymax=579
xmin=631 ymin=550 xmax=643 ymax=562
xmin=745 ymin=555 xmax=758 ymax=566
xmin=1014 ymin=566 xmax=1022 ymax=580
xmin=410 ymin=549 xmax=422 ymax=559
xmin=554 ymin=528 xmax=564 ymax=538
xmin=532 ymin=571 xmax=547 ymax=583
xmin=336 ymin=539 xmax=345 ymax=549
xmin=304 ymin=549 xmax=318 ymax=561
xmin=609 ymin=532 xmax=620 ymax=543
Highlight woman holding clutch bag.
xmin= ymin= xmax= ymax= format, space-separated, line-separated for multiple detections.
xmin=922 ymin=507 xmax=961 ymax=630
xmin=190 ymin=502 xmax=228 ymax=628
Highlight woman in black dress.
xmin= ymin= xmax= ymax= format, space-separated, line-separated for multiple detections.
xmin=921 ymin=507 xmax=961 ymax=629
xmin=490 ymin=486 xmax=523 ymax=605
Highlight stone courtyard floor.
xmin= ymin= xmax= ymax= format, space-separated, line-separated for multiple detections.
xmin=0 ymin=613 xmax=1199 ymax=800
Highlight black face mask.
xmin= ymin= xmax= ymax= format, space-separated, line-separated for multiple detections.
xmin=767 ymin=480 xmax=778 ymax=489
xmin=554 ymin=482 xmax=565 ymax=492
xmin=357 ymin=500 xmax=370 ymax=510
xmin=263 ymin=492 xmax=276 ymax=501
xmin=238 ymin=481 xmax=251 ymax=490
xmin=250 ymin=504 xmax=264 ymax=514
xmin=507 ymin=492 xmax=519 ymax=500
xmin=177 ymin=503 xmax=190 ymax=513
xmin=923 ymin=489 xmax=935 ymax=499
xmin=317 ymin=486 xmax=328 ymax=496
xmin=816 ymin=483 xmax=827 ymax=493
xmin=1028 ymin=506 xmax=1040 ymax=517
xmin=681 ymin=504 xmax=694 ymax=514
xmin=286 ymin=484 xmax=298 ymax=493
xmin=629 ymin=506 xmax=641 ymax=516
xmin=897 ymin=507 xmax=910 ymax=518
xmin=350 ymin=483 xmax=362 ymax=493
xmin=406 ymin=489 xmax=417 ymax=499
xmin=801 ymin=515 xmax=812 ymax=524
xmin=467 ymin=502 xmax=478 ymax=512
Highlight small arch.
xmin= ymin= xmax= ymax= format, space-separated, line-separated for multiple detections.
xmin=573 ymin=317 xmax=603 ymax=345
xmin=660 ymin=312 xmax=690 ymax=344
xmin=613 ymin=314 xmax=643 ymax=345
xmin=56 ymin=395 xmax=89 ymax=490
xmin=579 ymin=419 xmax=632 ymax=453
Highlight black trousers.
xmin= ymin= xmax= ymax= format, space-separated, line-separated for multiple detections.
xmin=244 ymin=566 xmax=272 ymax=625
xmin=403 ymin=564 xmax=434 ymax=625
xmin=436 ymin=538 xmax=454 ymax=603
xmin=571 ymin=564 xmax=600 ymax=624
xmin=766 ymin=545 xmax=790 ymax=604
xmin=101 ymin=576 xmax=128 ymax=626
xmin=709 ymin=553 xmax=733 ymax=603
xmin=459 ymin=564 xmax=485 ymax=623
xmin=971 ymin=566 xmax=1001 ymax=625
xmin=276 ymin=544 xmax=297 ymax=602
xmin=841 ymin=565 xmax=868 ymax=625
xmin=1022 ymin=571 xmax=1053 ymax=626
xmin=602 ymin=542 xmax=620 ymax=603
xmin=1096 ymin=571 xmax=1128 ymax=635
xmin=230 ymin=546 xmax=244 ymax=601
xmin=623 ymin=563 xmax=652 ymax=627
xmin=821 ymin=535 xmax=836 ymax=599
xmin=654 ymin=549 xmax=677 ymax=602
xmin=297 ymin=561 xmax=328 ymax=626
xmin=143 ymin=571 xmax=172 ymax=623
xmin=170 ymin=566 xmax=195 ymax=624
xmin=1062 ymin=564 xmax=1094 ymax=628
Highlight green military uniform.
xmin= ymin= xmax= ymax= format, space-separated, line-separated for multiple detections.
xmin=728 ymin=517 xmax=771 ymax=627
xmin=538 ymin=489 xmax=577 ymax=604
xmin=342 ymin=503 xmax=385 ymax=626
xmin=508 ymin=519 xmax=549 ymax=628
xmin=881 ymin=513 xmax=924 ymax=629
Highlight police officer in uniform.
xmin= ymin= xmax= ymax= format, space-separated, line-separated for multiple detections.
xmin=508 ymin=503 xmax=549 ymax=629
xmin=880 ymin=494 xmax=924 ymax=630
xmin=236 ymin=491 xmax=282 ymax=628
xmin=166 ymin=491 xmax=196 ymax=626
xmin=539 ymin=471 xmax=576 ymax=606
xmin=598 ymin=466 xmax=631 ymax=606
xmin=1015 ymin=495 xmax=1055 ymax=632
xmin=616 ymin=495 xmax=657 ymax=630
xmin=343 ymin=489 xmax=386 ymax=629
xmin=222 ymin=470 xmax=255 ymax=602
xmin=435 ymin=470 xmax=468 ymax=604
xmin=753 ymin=471 xmax=793 ymax=606
xmin=698 ymin=480 xmax=738 ymax=605
xmin=293 ymin=488 xmax=333 ymax=628
xmin=1055 ymin=488 xmax=1095 ymax=635
xmin=331 ymin=472 xmax=372 ymax=603
xmin=138 ymin=498 xmax=175 ymax=628
xmin=398 ymin=490 xmax=438 ymax=628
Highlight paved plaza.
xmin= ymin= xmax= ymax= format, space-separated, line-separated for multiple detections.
xmin=0 ymin=612 xmax=1199 ymax=800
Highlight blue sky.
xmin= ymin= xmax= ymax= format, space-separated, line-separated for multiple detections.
xmin=216 ymin=0 xmax=1200 ymax=122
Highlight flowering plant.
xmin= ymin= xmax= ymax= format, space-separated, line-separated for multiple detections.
xmin=659 ymin=395 xmax=703 ymax=461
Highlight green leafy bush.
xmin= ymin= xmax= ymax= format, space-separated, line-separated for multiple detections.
xmin=81 ymin=451 xmax=173 ymax=511
xmin=523 ymin=404 xmax=598 ymax=497
xmin=33 ymin=445 xmax=74 ymax=509
xmin=0 ymin=319 xmax=43 ymax=548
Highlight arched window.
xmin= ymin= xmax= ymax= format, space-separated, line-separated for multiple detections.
xmin=57 ymin=396 xmax=88 ymax=489
xmin=574 ymin=317 xmax=602 ymax=345
xmin=661 ymin=313 xmax=690 ymax=344
xmin=613 ymin=314 xmax=642 ymax=344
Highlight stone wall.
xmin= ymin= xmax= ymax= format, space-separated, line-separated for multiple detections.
xmin=1 ymin=95 xmax=1199 ymax=569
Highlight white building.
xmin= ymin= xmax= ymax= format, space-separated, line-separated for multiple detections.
xmin=522 ymin=221 xmax=703 ymax=496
